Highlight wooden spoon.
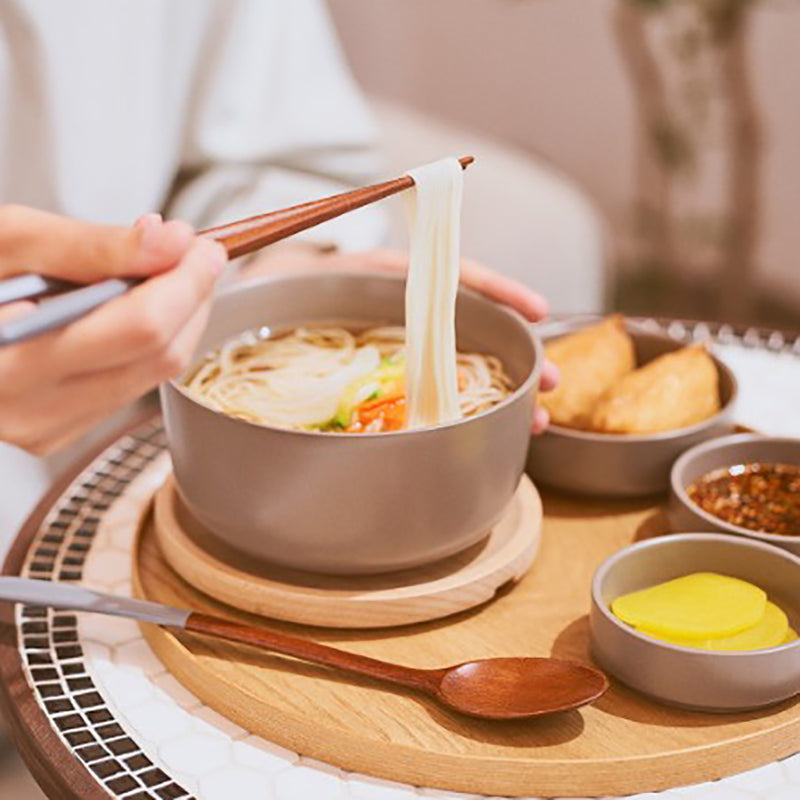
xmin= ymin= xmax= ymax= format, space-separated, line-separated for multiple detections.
xmin=0 ymin=577 xmax=609 ymax=721
xmin=189 ymin=613 xmax=609 ymax=719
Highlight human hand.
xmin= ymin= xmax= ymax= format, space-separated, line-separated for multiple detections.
xmin=240 ymin=244 xmax=559 ymax=433
xmin=0 ymin=207 xmax=228 ymax=454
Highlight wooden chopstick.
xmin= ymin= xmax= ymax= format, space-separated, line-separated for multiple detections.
xmin=202 ymin=155 xmax=474 ymax=258
xmin=0 ymin=156 xmax=474 ymax=346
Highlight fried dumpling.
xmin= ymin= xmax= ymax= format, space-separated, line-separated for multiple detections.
xmin=588 ymin=344 xmax=720 ymax=434
xmin=540 ymin=315 xmax=635 ymax=428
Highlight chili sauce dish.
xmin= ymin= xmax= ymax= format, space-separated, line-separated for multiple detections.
xmin=670 ymin=434 xmax=800 ymax=556
xmin=590 ymin=533 xmax=800 ymax=711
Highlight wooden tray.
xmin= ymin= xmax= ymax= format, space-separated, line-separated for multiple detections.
xmin=152 ymin=474 xmax=542 ymax=628
xmin=133 ymin=488 xmax=800 ymax=798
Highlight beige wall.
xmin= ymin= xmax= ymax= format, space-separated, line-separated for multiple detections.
xmin=328 ymin=0 xmax=800 ymax=307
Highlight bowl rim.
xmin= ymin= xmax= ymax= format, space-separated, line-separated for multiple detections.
xmin=671 ymin=433 xmax=800 ymax=543
xmin=167 ymin=270 xmax=543 ymax=439
xmin=591 ymin=531 xmax=800 ymax=657
xmin=537 ymin=317 xmax=738 ymax=443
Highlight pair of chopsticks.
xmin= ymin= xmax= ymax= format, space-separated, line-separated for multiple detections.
xmin=0 ymin=156 xmax=474 ymax=346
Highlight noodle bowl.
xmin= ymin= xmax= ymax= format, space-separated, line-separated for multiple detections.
xmin=162 ymin=272 xmax=541 ymax=573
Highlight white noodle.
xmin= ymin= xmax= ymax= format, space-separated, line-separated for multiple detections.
xmin=185 ymin=327 xmax=512 ymax=431
xmin=405 ymin=158 xmax=463 ymax=428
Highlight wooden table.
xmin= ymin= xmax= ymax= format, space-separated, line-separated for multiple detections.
xmin=2 ymin=317 xmax=800 ymax=800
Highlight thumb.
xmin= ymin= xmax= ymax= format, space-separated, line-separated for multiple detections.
xmin=0 ymin=204 xmax=195 ymax=283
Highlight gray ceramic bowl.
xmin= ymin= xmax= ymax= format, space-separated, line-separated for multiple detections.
xmin=527 ymin=318 xmax=737 ymax=497
xmin=161 ymin=272 xmax=542 ymax=575
xmin=670 ymin=434 xmax=800 ymax=557
xmin=590 ymin=533 xmax=800 ymax=711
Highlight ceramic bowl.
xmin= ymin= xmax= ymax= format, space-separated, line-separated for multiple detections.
xmin=590 ymin=533 xmax=800 ymax=711
xmin=670 ymin=434 xmax=800 ymax=557
xmin=526 ymin=318 xmax=737 ymax=497
xmin=161 ymin=272 xmax=542 ymax=575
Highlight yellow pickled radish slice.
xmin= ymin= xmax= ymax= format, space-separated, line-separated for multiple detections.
xmin=638 ymin=602 xmax=788 ymax=651
xmin=783 ymin=628 xmax=799 ymax=644
xmin=611 ymin=572 xmax=766 ymax=639
xmin=707 ymin=602 xmax=788 ymax=651
xmin=635 ymin=628 xmax=708 ymax=648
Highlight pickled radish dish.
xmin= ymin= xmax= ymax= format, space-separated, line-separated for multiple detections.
xmin=611 ymin=572 xmax=797 ymax=651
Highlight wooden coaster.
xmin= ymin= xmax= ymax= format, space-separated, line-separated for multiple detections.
xmin=152 ymin=474 xmax=543 ymax=628
xmin=133 ymin=488 xmax=800 ymax=798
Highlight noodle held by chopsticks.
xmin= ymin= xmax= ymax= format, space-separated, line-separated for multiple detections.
xmin=184 ymin=157 xmax=514 ymax=433
xmin=404 ymin=158 xmax=463 ymax=428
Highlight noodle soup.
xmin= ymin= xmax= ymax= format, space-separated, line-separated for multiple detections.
xmin=161 ymin=272 xmax=541 ymax=573
xmin=183 ymin=325 xmax=514 ymax=434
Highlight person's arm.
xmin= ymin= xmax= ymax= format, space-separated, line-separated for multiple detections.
xmin=164 ymin=0 xmax=387 ymax=256
xmin=0 ymin=208 xmax=226 ymax=454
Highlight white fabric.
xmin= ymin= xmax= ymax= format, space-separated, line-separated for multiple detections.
xmin=0 ymin=0 xmax=387 ymax=249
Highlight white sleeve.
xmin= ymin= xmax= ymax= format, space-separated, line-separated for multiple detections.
xmin=165 ymin=0 xmax=388 ymax=252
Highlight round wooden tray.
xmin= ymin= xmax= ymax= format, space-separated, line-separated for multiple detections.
xmin=151 ymin=474 xmax=543 ymax=628
xmin=133 ymin=485 xmax=800 ymax=798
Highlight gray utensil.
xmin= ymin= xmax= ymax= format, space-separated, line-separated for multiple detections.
xmin=0 ymin=278 xmax=138 ymax=345
xmin=0 ymin=576 xmax=188 ymax=626
xmin=0 ymin=274 xmax=74 ymax=305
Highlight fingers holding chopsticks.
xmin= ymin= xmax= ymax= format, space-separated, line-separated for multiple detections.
xmin=0 ymin=211 xmax=228 ymax=454
xmin=0 ymin=206 xmax=195 ymax=281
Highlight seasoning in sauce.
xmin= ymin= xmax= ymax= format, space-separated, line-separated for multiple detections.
xmin=687 ymin=462 xmax=800 ymax=537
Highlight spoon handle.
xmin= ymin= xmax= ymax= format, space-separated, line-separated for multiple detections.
xmin=185 ymin=612 xmax=443 ymax=693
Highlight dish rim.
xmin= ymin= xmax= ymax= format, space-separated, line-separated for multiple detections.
xmin=591 ymin=531 xmax=800 ymax=657
xmin=167 ymin=270 xmax=543 ymax=440
xmin=671 ymin=433 xmax=800 ymax=544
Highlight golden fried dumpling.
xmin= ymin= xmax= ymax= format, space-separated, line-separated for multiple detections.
xmin=540 ymin=315 xmax=635 ymax=428
xmin=588 ymin=344 xmax=720 ymax=434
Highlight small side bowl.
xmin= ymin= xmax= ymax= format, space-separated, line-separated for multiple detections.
xmin=670 ymin=434 xmax=800 ymax=556
xmin=527 ymin=318 xmax=737 ymax=497
xmin=590 ymin=533 xmax=800 ymax=711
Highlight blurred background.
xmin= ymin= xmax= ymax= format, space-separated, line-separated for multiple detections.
xmin=1 ymin=0 xmax=798 ymax=797
xmin=330 ymin=0 xmax=800 ymax=328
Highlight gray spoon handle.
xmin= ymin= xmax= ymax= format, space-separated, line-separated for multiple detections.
xmin=0 ymin=576 xmax=189 ymax=627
